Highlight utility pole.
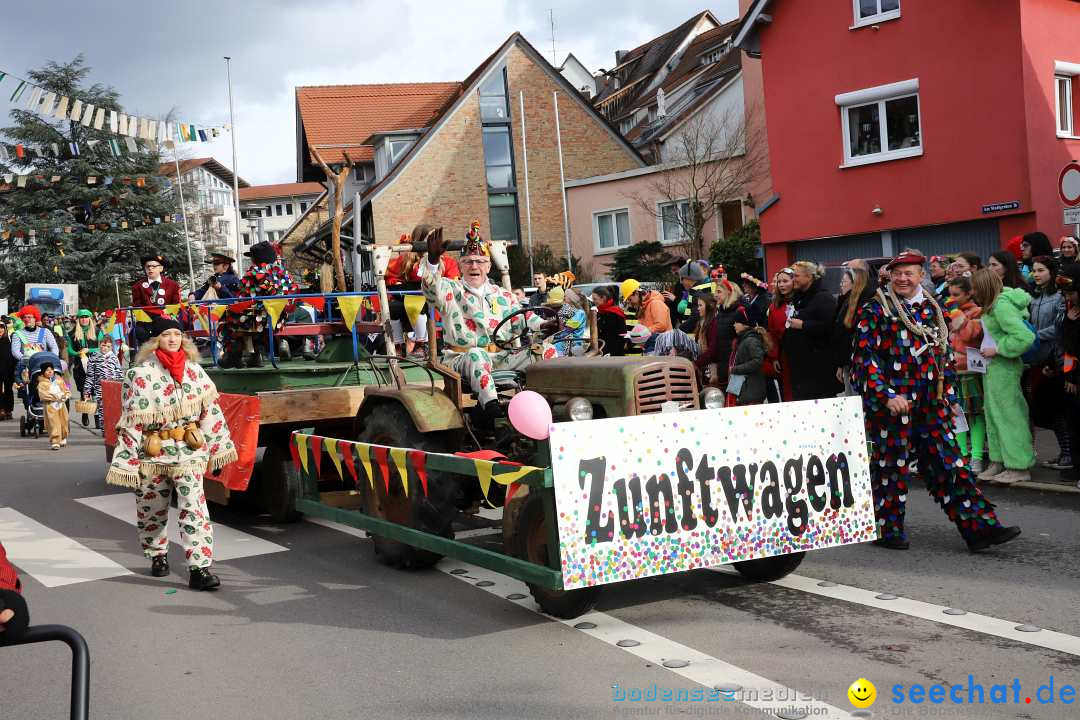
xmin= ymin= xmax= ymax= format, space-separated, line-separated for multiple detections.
xmin=224 ymin=56 xmax=243 ymax=274
xmin=549 ymin=9 xmax=557 ymax=65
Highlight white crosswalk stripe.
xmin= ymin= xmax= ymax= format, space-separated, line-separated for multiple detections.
xmin=0 ymin=507 xmax=131 ymax=587
xmin=76 ymin=493 xmax=288 ymax=562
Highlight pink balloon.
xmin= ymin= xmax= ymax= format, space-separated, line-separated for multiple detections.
xmin=508 ymin=390 xmax=552 ymax=440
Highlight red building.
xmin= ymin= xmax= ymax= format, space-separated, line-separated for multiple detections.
xmin=734 ymin=0 xmax=1080 ymax=272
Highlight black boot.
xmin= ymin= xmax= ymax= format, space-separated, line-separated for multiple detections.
xmin=966 ymin=525 xmax=1021 ymax=552
xmin=94 ymin=416 xmax=102 ymax=430
xmin=81 ymin=413 xmax=89 ymax=427
xmin=244 ymin=349 xmax=264 ymax=368
xmin=873 ymin=536 xmax=910 ymax=550
xmin=151 ymin=555 xmax=169 ymax=577
xmin=218 ymin=349 xmax=243 ymax=369
xmin=188 ymin=567 xmax=221 ymax=591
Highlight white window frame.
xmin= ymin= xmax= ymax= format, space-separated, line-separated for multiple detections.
xmin=715 ymin=200 xmax=748 ymax=242
xmin=1055 ymin=61 xmax=1080 ymax=139
xmin=851 ymin=0 xmax=900 ymax=29
xmin=592 ymin=207 xmax=632 ymax=255
xmin=836 ymin=78 xmax=922 ymax=168
xmin=656 ymin=199 xmax=693 ymax=245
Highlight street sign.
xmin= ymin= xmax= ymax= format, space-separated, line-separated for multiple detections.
xmin=1065 ymin=207 xmax=1080 ymax=225
xmin=1059 ymin=162 xmax=1080 ymax=206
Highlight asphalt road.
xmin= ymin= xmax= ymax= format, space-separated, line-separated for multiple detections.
xmin=2 ymin=416 xmax=1079 ymax=720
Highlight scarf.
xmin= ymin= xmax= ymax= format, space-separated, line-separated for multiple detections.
xmin=154 ymin=348 xmax=188 ymax=384
xmin=597 ymin=299 xmax=626 ymax=319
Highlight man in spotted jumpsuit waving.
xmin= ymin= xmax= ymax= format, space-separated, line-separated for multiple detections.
xmin=422 ymin=223 xmax=552 ymax=427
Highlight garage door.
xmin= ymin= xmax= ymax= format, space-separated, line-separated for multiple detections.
xmin=894 ymin=219 xmax=1000 ymax=261
xmin=792 ymin=232 xmax=882 ymax=265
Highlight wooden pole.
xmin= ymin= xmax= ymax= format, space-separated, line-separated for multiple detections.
xmin=310 ymin=147 xmax=354 ymax=292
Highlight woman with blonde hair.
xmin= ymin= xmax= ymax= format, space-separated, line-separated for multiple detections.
xmin=970 ymin=268 xmax=1036 ymax=484
xmin=784 ymin=260 xmax=840 ymax=399
xmin=766 ymin=268 xmax=795 ymax=400
xmin=66 ymin=309 xmax=100 ymax=425
xmin=107 ymin=316 xmax=236 ymax=590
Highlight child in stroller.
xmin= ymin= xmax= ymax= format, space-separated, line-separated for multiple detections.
xmin=17 ymin=351 xmax=65 ymax=442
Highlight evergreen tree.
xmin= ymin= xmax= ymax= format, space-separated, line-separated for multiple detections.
xmin=0 ymin=56 xmax=186 ymax=309
xmin=609 ymin=241 xmax=678 ymax=282
xmin=709 ymin=220 xmax=763 ymax=280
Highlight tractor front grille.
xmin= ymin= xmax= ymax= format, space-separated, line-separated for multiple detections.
xmin=634 ymin=363 xmax=699 ymax=414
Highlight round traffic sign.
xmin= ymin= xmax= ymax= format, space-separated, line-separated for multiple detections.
xmin=1060 ymin=162 xmax=1080 ymax=206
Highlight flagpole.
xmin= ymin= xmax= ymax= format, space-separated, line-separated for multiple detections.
xmin=114 ymin=277 xmax=121 ymax=308
xmin=168 ymin=143 xmax=197 ymax=291
xmin=224 ymin=56 xmax=243 ymax=275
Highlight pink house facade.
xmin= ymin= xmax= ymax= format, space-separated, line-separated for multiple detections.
xmin=567 ymin=165 xmax=751 ymax=280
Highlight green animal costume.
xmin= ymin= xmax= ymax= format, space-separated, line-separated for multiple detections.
xmin=981 ymin=288 xmax=1036 ymax=471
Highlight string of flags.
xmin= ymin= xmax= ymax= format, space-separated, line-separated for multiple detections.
xmin=0 ymin=68 xmax=229 ymax=147
xmin=0 ymin=135 xmax=148 ymax=161
xmin=0 ymin=213 xmax=180 ymax=242
xmin=0 ymin=172 xmax=164 ymax=190
xmin=290 ymin=433 xmax=543 ymax=504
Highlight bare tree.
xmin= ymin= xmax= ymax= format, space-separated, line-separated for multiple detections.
xmin=632 ymin=105 xmax=767 ymax=260
xmin=310 ymin=146 xmax=354 ymax=292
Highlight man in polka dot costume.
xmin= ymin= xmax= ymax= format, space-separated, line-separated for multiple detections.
xmin=422 ymin=223 xmax=551 ymax=428
xmin=850 ymin=252 xmax=1021 ymax=552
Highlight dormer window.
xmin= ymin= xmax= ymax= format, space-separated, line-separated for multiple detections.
xmin=853 ymin=0 xmax=900 ymax=28
xmin=699 ymin=45 xmax=727 ymax=66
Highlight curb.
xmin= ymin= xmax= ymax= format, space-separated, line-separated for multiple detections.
xmin=1012 ymin=480 xmax=1080 ymax=495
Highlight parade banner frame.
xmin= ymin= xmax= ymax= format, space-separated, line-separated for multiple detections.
xmin=550 ymin=397 xmax=877 ymax=590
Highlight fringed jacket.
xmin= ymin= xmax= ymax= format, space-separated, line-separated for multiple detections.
xmin=106 ymin=357 xmax=236 ymax=488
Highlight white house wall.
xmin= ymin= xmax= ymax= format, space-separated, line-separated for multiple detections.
xmin=657 ymin=74 xmax=745 ymax=165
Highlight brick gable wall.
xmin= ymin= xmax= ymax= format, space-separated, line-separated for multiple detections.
xmin=371 ymin=41 xmax=641 ymax=257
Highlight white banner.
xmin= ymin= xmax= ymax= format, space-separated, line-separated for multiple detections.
xmin=550 ymin=397 xmax=877 ymax=589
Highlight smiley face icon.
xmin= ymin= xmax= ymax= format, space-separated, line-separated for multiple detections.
xmin=847 ymin=678 xmax=876 ymax=708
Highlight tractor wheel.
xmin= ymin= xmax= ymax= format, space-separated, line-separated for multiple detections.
xmin=509 ymin=490 xmax=598 ymax=619
xmin=256 ymin=443 xmax=301 ymax=522
xmin=356 ymin=403 xmax=455 ymax=570
xmin=732 ymin=552 xmax=805 ymax=582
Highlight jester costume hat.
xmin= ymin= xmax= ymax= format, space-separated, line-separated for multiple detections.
xmin=461 ymin=220 xmax=489 ymax=258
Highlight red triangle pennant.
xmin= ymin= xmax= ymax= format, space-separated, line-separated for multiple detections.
xmin=342 ymin=442 xmax=358 ymax=484
xmin=504 ymin=482 xmax=521 ymax=505
xmin=409 ymin=450 xmax=428 ymax=496
xmin=289 ymin=436 xmax=300 ymax=470
xmin=310 ymin=436 xmax=323 ymax=477
xmin=306 ymin=297 xmax=326 ymax=312
xmin=373 ymin=446 xmax=390 ymax=493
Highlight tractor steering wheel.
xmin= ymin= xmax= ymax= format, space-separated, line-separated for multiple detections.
xmin=492 ymin=306 xmax=557 ymax=351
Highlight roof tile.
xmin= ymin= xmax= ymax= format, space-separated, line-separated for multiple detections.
xmin=239 ymin=181 xmax=325 ymax=202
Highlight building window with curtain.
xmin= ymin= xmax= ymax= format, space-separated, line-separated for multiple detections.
xmin=479 ymin=66 xmax=520 ymax=242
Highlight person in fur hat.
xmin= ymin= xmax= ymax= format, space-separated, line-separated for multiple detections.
xmin=218 ymin=241 xmax=299 ymax=368
xmin=107 ymin=315 xmax=237 ymax=590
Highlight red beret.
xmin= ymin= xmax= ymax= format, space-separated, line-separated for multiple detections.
xmin=887 ymin=252 xmax=926 ymax=270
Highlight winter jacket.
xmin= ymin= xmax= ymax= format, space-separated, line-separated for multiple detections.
xmin=982 ymin=288 xmax=1036 ymax=360
xmin=0 ymin=541 xmax=28 ymax=644
xmin=783 ymin=280 xmax=840 ymax=400
xmin=948 ymin=300 xmax=984 ymax=372
xmin=637 ymin=290 xmax=673 ymax=334
xmin=831 ymin=286 xmax=876 ymax=372
xmin=0 ymin=334 xmax=13 ymax=380
xmin=742 ymin=290 xmax=771 ymax=328
xmin=665 ymin=288 xmax=700 ymax=334
xmin=1026 ymin=286 xmax=1063 ymax=367
xmin=764 ymin=302 xmax=789 ymax=379
xmin=695 ymin=308 xmax=738 ymax=382
xmin=595 ymin=303 xmax=627 ymax=356
xmin=195 ymin=269 xmax=242 ymax=300
xmin=729 ymin=329 xmax=766 ymax=405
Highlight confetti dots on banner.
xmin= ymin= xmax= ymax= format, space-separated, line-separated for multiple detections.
xmin=549 ymin=397 xmax=877 ymax=590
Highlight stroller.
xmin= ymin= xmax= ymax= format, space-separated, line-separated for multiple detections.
xmin=17 ymin=351 xmax=63 ymax=438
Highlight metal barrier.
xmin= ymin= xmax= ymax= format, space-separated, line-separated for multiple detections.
xmin=5 ymin=624 xmax=90 ymax=720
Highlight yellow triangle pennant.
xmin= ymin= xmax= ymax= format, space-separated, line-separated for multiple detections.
xmin=102 ymin=315 xmax=116 ymax=335
xmin=356 ymin=442 xmax=375 ymax=489
xmin=132 ymin=309 xmax=152 ymax=323
xmin=491 ymin=465 xmax=536 ymax=487
xmin=324 ymin=438 xmax=344 ymax=481
xmin=389 ymin=448 xmax=409 ymax=497
xmin=164 ymin=304 xmax=180 ymax=317
xmin=210 ymin=304 xmax=228 ymax=320
xmin=404 ymin=294 xmax=426 ymax=330
xmin=295 ymin=434 xmax=310 ymax=474
xmin=475 ymin=460 xmax=494 ymax=503
xmin=337 ymin=295 xmax=364 ymax=331
xmin=263 ymin=298 xmax=288 ymax=328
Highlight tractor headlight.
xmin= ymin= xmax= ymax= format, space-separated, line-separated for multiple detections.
xmin=566 ymin=397 xmax=594 ymax=421
xmin=702 ymin=387 xmax=725 ymax=409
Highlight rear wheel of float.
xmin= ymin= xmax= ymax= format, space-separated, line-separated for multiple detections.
xmin=732 ymin=552 xmax=805 ymax=582
xmin=509 ymin=491 xmax=598 ymax=619
xmin=256 ymin=443 xmax=301 ymax=522
xmin=357 ymin=403 xmax=455 ymax=570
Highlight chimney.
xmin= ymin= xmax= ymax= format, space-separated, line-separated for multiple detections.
xmin=615 ymin=49 xmax=629 ymax=65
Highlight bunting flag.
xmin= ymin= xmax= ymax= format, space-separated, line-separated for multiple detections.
xmin=389 ymin=448 xmax=409 ymax=497
xmin=305 ymin=297 xmax=326 ymax=313
xmin=263 ymin=299 xmax=288 ymax=328
xmin=295 ymin=433 xmax=310 ymax=473
xmin=324 ymin=438 xmax=344 ymax=481
xmin=372 ymin=446 xmax=390 ymax=493
xmin=356 ymin=443 xmax=375 ymax=489
xmin=132 ymin=309 xmax=152 ymax=323
xmin=209 ymin=304 xmax=229 ymax=320
xmin=337 ymin=295 xmax=364 ymax=331
xmin=474 ymin=460 xmax=536 ymax=505
xmin=164 ymin=304 xmax=181 ymax=317
xmin=404 ymin=294 xmax=426 ymax=331
xmin=289 ymin=435 xmax=301 ymax=470
xmin=310 ymin=435 xmax=323 ymax=478
xmin=408 ymin=450 xmax=428 ymax=496
xmin=341 ymin=440 xmax=358 ymax=483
